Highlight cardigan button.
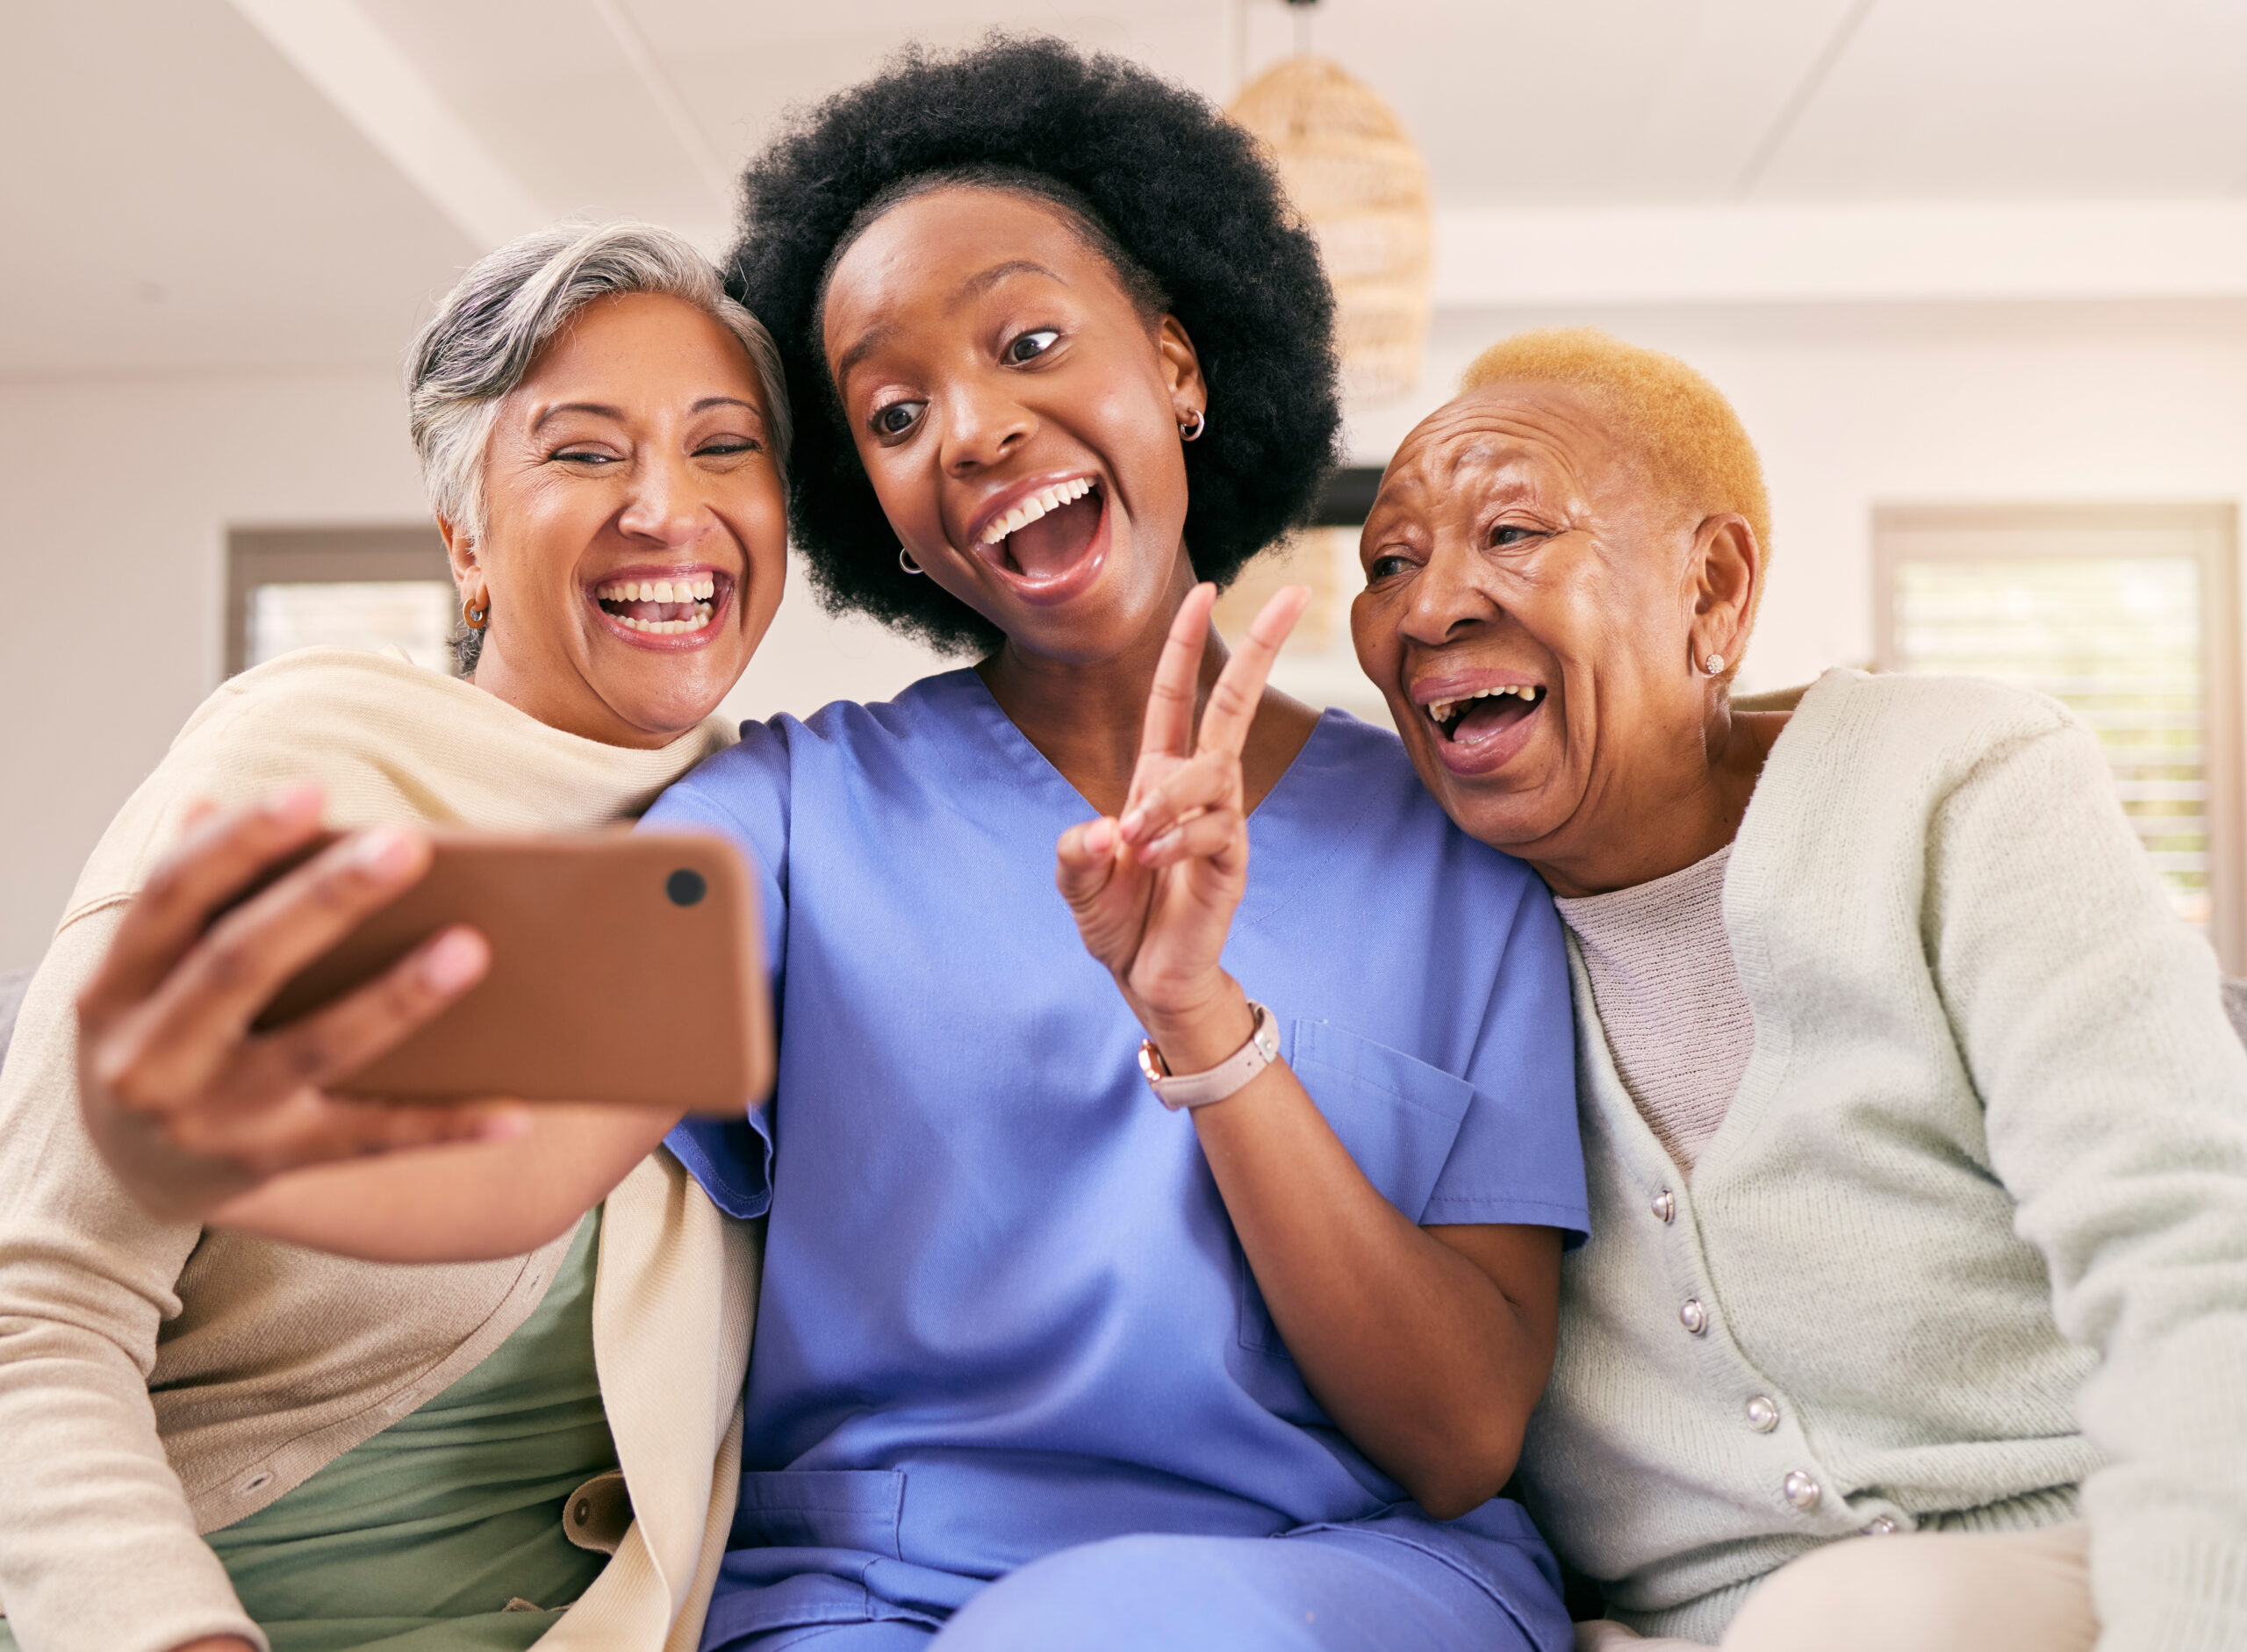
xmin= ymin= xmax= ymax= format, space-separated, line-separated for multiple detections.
xmin=1679 ymin=1298 xmax=1708 ymax=1335
xmin=1863 ymin=1516 xmax=1899 ymax=1535
xmin=1651 ymin=1189 xmax=1676 ymax=1224
xmin=1783 ymin=1470 xmax=1821 ymax=1512
xmin=1744 ymin=1395 xmax=1780 ymax=1433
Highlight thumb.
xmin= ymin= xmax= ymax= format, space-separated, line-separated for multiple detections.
xmin=1055 ymin=818 xmax=1121 ymax=911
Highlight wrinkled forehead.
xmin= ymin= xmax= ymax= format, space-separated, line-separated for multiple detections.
xmin=511 ymin=291 xmax=771 ymax=418
xmin=1376 ymin=384 xmax=1624 ymax=518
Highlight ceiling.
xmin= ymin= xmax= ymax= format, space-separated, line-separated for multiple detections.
xmin=4 ymin=0 xmax=2243 ymax=377
xmin=0 ymin=0 xmax=473 ymax=377
xmin=359 ymin=0 xmax=2247 ymax=221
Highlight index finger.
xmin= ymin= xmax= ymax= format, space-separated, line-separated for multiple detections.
xmin=1138 ymin=582 xmax=1219 ymax=762
xmin=81 ymin=785 xmax=328 ymax=1020
xmin=135 ymin=825 xmax=437 ymax=1067
xmin=1196 ymin=585 xmax=1310 ymax=758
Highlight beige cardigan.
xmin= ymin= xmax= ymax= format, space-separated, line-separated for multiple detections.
xmin=0 ymin=650 xmax=760 ymax=1652
xmin=1518 ymin=670 xmax=2247 ymax=1647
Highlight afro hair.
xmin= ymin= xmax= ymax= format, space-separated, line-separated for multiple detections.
xmin=728 ymin=34 xmax=1343 ymax=654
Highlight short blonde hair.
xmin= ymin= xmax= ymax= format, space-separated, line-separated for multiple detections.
xmin=1460 ymin=327 xmax=1771 ymax=616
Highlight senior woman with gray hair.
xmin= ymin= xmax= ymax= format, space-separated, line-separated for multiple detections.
xmin=0 ymin=223 xmax=789 ymax=1652
xmin=1353 ymin=328 xmax=2247 ymax=1651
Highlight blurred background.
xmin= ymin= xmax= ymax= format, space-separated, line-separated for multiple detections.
xmin=4 ymin=0 xmax=2247 ymax=970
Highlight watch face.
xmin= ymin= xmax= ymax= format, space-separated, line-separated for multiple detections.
xmin=1137 ymin=1039 xmax=1170 ymax=1088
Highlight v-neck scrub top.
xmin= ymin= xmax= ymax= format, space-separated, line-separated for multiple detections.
xmin=651 ymin=671 xmax=1589 ymax=1651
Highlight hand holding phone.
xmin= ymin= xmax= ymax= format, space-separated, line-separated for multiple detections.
xmin=75 ymin=788 xmax=770 ymax=1225
xmin=256 ymin=830 xmax=771 ymax=1115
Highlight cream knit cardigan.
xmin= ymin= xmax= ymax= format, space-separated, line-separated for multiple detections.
xmin=1516 ymin=668 xmax=2247 ymax=1650
xmin=0 ymin=650 xmax=760 ymax=1652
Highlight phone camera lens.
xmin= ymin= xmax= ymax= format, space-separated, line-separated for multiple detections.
xmin=665 ymin=868 xmax=707 ymax=908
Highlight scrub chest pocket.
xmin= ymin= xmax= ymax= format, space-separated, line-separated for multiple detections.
xmin=1238 ymin=1020 xmax=1476 ymax=1353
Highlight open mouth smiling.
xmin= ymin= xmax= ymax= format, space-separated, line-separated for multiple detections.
xmin=967 ymin=472 xmax=1109 ymax=596
xmin=1425 ymin=683 xmax=1547 ymax=745
xmin=589 ymin=568 xmax=732 ymax=643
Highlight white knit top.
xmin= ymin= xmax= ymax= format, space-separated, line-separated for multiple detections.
xmin=1554 ymin=846 xmax=1751 ymax=1174
xmin=1515 ymin=668 xmax=2247 ymax=1651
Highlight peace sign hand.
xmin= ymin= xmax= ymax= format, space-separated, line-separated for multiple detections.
xmin=1055 ymin=582 xmax=1309 ymax=1052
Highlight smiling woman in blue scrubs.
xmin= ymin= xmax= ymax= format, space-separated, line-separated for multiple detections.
xmin=639 ymin=39 xmax=1590 ymax=1652
xmin=651 ymin=597 xmax=1583 ymax=1651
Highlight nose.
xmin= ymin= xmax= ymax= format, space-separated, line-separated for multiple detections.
xmin=941 ymin=375 xmax=1037 ymax=477
xmin=615 ymin=447 xmax=708 ymax=547
xmin=1399 ymin=535 xmax=1499 ymax=647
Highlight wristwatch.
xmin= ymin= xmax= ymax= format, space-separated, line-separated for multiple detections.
xmin=1138 ymin=1001 xmax=1281 ymax=1110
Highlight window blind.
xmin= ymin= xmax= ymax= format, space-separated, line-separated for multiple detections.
xmin=1892 ymin=555 xmax=2211 ymax=932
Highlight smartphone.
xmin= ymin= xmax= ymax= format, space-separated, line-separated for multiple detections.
xmin=250 ymin=830 xmax=770 ymax=1117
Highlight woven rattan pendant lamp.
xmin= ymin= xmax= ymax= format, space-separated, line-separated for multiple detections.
xmin=1227 ymin=6 xmax=1433 ymax=406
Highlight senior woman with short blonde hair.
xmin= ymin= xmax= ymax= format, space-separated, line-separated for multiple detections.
xmin=1351 ymin=328 xmax=2247 ymax=1652
xmin=0 ymin=222 xmax=788 ymax=1652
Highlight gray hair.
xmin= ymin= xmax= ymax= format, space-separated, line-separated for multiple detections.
xmin=407 ymin=222 xmax=792 ymax=671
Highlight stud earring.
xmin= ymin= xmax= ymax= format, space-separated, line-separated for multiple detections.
xmin=1178 ymin=408 xmax=1206 ymax=442
xmin=1702 ymin=652 xmax=1726 ymax=677
xmin=463 ymin=594 xmax=490 ymax=630
xmin=898 ymin=548 xmax=922 ymax=576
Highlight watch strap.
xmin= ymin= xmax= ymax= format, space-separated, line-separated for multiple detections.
xmin=1138 ymin=1001 xmax=1281 ymax=1110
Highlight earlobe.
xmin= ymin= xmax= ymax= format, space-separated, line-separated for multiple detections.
xmin=1685 ymin=514 xmax=1760 ymax=680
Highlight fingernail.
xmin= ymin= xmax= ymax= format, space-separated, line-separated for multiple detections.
xmin=477 ymin=1108 xmax=532 ymax=1142
xmin=422 ymin=928 xmax=485 ymax=991
xmin=1119 ymin=808 xmax=1147 ymax=840
xmin=349 ymin=825 xmax=417 ymax=875
xmin=263 ymin=782 xmax=322 ymax=822
xmin=1083 ymin=819 xmax=1113 ymax=854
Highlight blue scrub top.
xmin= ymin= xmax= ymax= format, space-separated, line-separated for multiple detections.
xmin=650 ymin=671 xmax=1587 ymax=1644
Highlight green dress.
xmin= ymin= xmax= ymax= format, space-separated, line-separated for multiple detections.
xmin=0 ymin=1210 xmax=621 ymax=1652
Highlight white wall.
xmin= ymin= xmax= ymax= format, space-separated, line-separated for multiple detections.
xmin=7 ymin=297 xmax=2246 ymax=966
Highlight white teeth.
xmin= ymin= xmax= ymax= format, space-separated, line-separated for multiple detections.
xmin=594 ymin=575 xmax=721 ymax=604
xmin=980 ymin=476 xmax=1096 ymax=545
xmin=594 ymin=573 xmax=721 ymax=634
xmin=611 ymin=601 xmax=715 ymax=636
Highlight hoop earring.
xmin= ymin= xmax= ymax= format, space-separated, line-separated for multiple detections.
xmin=463 ymin=594 xmax=490 ymax=631
xmin=1177 ymin=408 xmax=1206 ymax=442
xmin=1701 ymin=652 xmax=1726 ymax=677
xmin=898 ymin=548 xmax=922 ymax=576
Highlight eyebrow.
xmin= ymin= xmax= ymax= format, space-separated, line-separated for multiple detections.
xmin=954 ymin=258 xmax=1064 ymax=305
xmin=832 ymin=324 xmax=897 ymax=391
xmin=531 ymin=396 xmax=765 ymax=432
xmin=693 ymin=396 xmax=765 ymax=425
xmin=831 ymin=261 xmax=1066 ymax=389
xmin=531 ymin=401 xmax=622 ymax=431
